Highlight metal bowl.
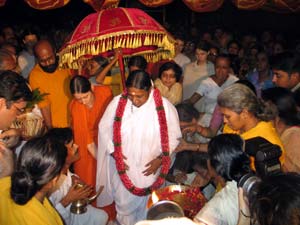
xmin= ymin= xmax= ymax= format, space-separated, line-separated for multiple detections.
xmin=147 ymin=200 xmax=184 ymax=220
xmin=148 ymin=185 xmax=206 ymax=219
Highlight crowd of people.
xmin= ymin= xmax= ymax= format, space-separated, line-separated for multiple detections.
xmin=0 ymin=21 xmax=300 ymax=225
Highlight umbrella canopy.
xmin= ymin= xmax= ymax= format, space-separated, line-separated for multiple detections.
xmin=59 ymin=7 xmax=175 ymax=69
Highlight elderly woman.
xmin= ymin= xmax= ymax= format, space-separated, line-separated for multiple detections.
xmin=262 ymin=87 xmax=300 ymax=173
xmin=194 ymin=134 xmax=251 ymax=225
xmin=154 ymin=61 xmax=183 ymax=105
xmin=0 ymin=136 xmax=67 ymax=225
xmin=70 ymin=75 xmax=113 ymax=187
xmin=96 ymin=70 xmax=181 ymax=225
xmin=218 ymin=83 xmax=284 ymax=169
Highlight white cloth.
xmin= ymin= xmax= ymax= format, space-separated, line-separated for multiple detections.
xmin=49 ymin=171 xmax=108 ymax=225
xmin=96 ymin=90 xmax=181 ymax=225
xmin=194 ymin=181 xmax=239 ymax=225
xmin=174 ymin=53 xmax=191 ymax=70
xmin=182 ymin=61 xmax=215 ymax=111
xmin=195 ymin=75 xmax=238 ymax=143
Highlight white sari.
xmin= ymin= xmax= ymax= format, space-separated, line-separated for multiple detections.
xmin=96 ymin=90 xmax=181 ymax=225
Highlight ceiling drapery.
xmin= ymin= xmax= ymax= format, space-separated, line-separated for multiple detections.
xmin=182 ymin=0 xmax=224 ymax=12
xmin=0 ymin=0 xmax=6 ymax=7
xmin=261 ymin=0 xmax=300 ymax=13
xmin=24 ymin=0 xmax=70 ymax=10
xmin=84 ymin=0 xmax=119 ymax=11
xmin=232 ymin=0 xmax=267 ymax=10
xmin=0 ymin=0 xmax=299 ymax=13
xmin=137 ymin=0 xmax=173 ymax=7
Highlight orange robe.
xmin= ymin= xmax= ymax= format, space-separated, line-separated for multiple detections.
xmin=70 ymin=85 xmax=113 ymax=187
xmin=29 ymin=65 xmax=71 ymax=127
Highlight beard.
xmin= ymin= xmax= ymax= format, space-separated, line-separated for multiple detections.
xmin=39 ymin=57 xmax=58 ymax=73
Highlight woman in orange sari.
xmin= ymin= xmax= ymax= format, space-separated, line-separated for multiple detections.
xmin=70 ymin=75 xmax=113 ymax=187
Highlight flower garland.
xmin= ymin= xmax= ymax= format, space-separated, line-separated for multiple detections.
xmin=113 ymin=88 xmax=170 ymax=196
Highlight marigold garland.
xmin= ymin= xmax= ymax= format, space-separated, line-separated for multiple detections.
xmin=113 ymin=88 xmax=170 ymax=196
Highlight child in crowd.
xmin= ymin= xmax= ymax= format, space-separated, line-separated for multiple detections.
xmin=46 ymin=128 xmax=108 ymax=225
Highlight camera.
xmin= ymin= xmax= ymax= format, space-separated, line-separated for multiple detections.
xmin=245 ymin=136 xmax=282 ymax=177
xmin=239 ymin=137 xmax=282 ymax=202
xmin=238 ymin=173 xmax=261 ymax=202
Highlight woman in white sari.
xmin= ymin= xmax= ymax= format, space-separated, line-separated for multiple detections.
xmin=96 ymin=70 xmax=181 ymax=225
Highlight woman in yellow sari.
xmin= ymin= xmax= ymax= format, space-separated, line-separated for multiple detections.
xmin=218 ymin=83 xmax=285 ymax=169
xmin=0 ymin=136 xmax=67 ymax=225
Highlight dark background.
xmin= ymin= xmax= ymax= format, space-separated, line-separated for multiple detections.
xmin=1 ymin=0 xmax=300 ymax=40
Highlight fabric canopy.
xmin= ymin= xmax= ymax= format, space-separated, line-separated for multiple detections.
xmin=59 ymin=7 xmax=175 ymax=69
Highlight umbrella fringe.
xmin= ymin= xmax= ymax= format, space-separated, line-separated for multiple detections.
xmin=59 ymin=31 xmax=175 ymax=69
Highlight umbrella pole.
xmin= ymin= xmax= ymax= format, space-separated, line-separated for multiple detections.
xmin=118 ymin=54 xmax=126 ymax=91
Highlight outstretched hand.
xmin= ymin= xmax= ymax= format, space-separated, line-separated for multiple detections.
xmin=174 ymin=138 xmax=189 ymax=153
xmin=143 ymin=157 xmax=162 ymax=176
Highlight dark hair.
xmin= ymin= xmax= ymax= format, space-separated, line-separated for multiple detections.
xmin=191 ymin=152 xmax=209 ymax=170
xmin=21 ymin=27 xmax=39 ymax=40
xmin=45 ymin=127 xmax=73 ymax=146
xmin=215 ymin=53 xmax=231 ymax=65
xmin=0 ymin=71 xmax=32 ymax=106
xmin=294 ymin=89 xmax=300 ymax=108
xmin=235 ymin=79 xmax=257 ymax=96
xmin=175 ymin=103 xmax=199 ymax=122
xmin=172 ymin=151 xmax=194 ymax=173
xmin=11 ymin=136 xmax=67 ymax=205
xmin=208 ymin=134 xmax=251 ymax=182
xmin=227 ymin=40 xmax=240 ymax=50
xmin=174 ymin=33 xmax=186 ymax=43
xmin=91 ymin=55 xmax=111 ymax=76
xmin=271 ymin=51 xmax=300 ymax=76
xmin=128 ymin=55 xmax=147 ymax=71
xmin=251 ymin=172 xmax=300 ymax=225
xmin=196 ymin=41 xmax=210 ymax=52
xmin=158 ymin=61 xmax=182 ymax=82
xmin=70 ymin=75 xmax=91 ymax=95
xmin=262 ymin=87 xmax=300 ymax=126
xmin=125 ymin=70 xmax=152 ymax=91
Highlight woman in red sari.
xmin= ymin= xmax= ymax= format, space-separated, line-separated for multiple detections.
xmin=70 ymin=75 xmax=113 ymax=187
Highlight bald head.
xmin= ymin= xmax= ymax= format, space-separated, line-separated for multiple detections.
xmin=34 ymin=40 xmax=58 ymax=73
xmin=34 ymin=39 xmax=55 ymax=58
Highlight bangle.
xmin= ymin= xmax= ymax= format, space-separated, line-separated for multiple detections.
xmin=240 ymin=210 xmax=251 ymax=218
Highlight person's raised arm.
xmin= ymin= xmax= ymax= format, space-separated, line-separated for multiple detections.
xmin=184 ymin=92 xmax=202 ymax=105
xmin=95 ymin=49 xmax=121 ymax=84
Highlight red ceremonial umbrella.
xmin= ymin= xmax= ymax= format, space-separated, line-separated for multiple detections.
xmin=59 ymin=7 xmax=175 ymax=87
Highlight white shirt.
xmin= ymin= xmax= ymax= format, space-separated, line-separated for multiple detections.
xmin=194 ymin=181 xmax=239 ymax=225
